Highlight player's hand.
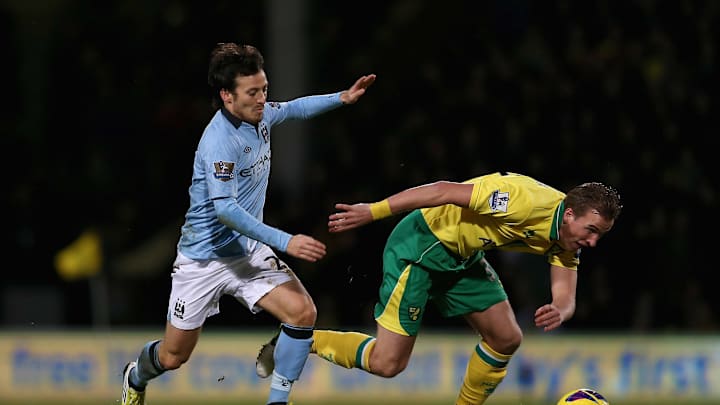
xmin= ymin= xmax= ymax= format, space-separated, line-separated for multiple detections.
xmin=328 ymin=203 xmax=373 ymax=232
xmin=286 ymin=234 xmax=326 ymax=262
xmin=534 ymin=304 xmax=564 ymax=332
xmin=340 ymin=74 xmax=376 ymax=104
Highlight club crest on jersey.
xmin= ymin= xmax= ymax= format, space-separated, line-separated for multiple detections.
xmin=213 ymin=161 xmax=235 ymax=181
xmin=173 ymin=298 xmax=186 ymax=319
xmin=408 ymin=306 xmax=421 ymax=321
xmin=488 ymin=190 xmax=509 ymax=212
xmin=259 ymin=122 xmax=269 ymax=143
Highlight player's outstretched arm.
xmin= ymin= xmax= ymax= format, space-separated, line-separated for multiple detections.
xmin=328 ymin=181 xmax=474 ymax=233
xmin=339 ymin=74 xmax=376 ymax=104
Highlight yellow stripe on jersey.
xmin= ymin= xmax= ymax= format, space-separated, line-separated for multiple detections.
xmin=420 ymin=172 xmax=579 ymax=270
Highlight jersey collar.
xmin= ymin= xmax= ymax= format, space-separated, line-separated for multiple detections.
xmin=550 ymin=201 xmax=564 ymax=241
xmin=220 ymin=106 xmax=245 ymax=129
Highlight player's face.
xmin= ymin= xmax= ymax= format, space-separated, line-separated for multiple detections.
xmin=558 ymin=208 xmax=614 ymax=251
xmin=225 ymin=70 xmax=268 ymax=124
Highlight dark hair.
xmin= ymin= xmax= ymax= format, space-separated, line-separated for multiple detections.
xmin=565 ymin=182 xmax=623 ymax=221
xmin=207 ymin=43 xmax=264 ymax=109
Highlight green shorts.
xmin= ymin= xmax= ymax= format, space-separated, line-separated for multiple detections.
xmin=374 ymin=210 xmax=508 ymax=336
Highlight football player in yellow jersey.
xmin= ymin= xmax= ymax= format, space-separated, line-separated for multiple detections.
xmin=256 ymin=171 xmax=622 ymax=405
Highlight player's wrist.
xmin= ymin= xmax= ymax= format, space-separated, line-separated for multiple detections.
xmin=369 ymin=199 xmax=392 ymax=220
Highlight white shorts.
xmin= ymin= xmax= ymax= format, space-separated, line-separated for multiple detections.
xmin=167 ymin=244 xmax=296 ymax=330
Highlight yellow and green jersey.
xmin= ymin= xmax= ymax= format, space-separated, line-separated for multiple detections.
xmin=420 ymin=171 xmax=579 ymax=270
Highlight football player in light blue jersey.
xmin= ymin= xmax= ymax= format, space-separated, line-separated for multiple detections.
xmin=121 ymin=42 xmax=376 ymax=405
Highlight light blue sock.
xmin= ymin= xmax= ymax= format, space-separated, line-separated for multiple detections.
xmin=130 ymin=339 xmax=166 ymax=389
xmin=267 ymin=323 xmax=313 ymax=404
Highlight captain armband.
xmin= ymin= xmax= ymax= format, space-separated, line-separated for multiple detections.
xmin=369 ymin=199 xmax=392 ymax=220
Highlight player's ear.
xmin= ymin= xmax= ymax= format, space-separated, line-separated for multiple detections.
xmin=563 ymin=207 xmax=575 ymax=223
xmin=220 ymin=88 xmax=233 ymax=103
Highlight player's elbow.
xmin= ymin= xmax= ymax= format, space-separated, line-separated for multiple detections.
xmin=216 ymin=212 xmax=231 ymax=227
xmin=430 ymin=180 xmax=469 ymax=207
xmin=213 ymin=199 xmax=234 ymax=225
xmin=430 ymin=181 xmax=455 ymax=195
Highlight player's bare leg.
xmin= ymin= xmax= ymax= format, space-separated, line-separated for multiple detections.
xmin=158 ymin=323 xmax=202 ymax=370
xmin=362 ymin=325 xmax=415 ymax=377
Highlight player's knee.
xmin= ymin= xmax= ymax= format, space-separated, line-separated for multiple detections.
xmin=503 ymin=332 xmax=523 ymax=354
xmin=489 ymin=327 xmax=523 ymax=355
xmin=284 ymin=299 xmax=317 ymax=326
xmin=300 ymin=302 xmax=318 ymax=325
xmin=160 ymin=349 xmax=191 ymax=370
xmin=369 ymin=356 xmax=408 ymax=378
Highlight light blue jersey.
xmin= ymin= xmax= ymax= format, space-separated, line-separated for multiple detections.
xmin=178 ymin=92 xmax=343 ymax=260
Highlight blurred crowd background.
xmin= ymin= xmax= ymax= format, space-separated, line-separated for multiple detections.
xmin=2 ymin=0 xmax=717 ymax=334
